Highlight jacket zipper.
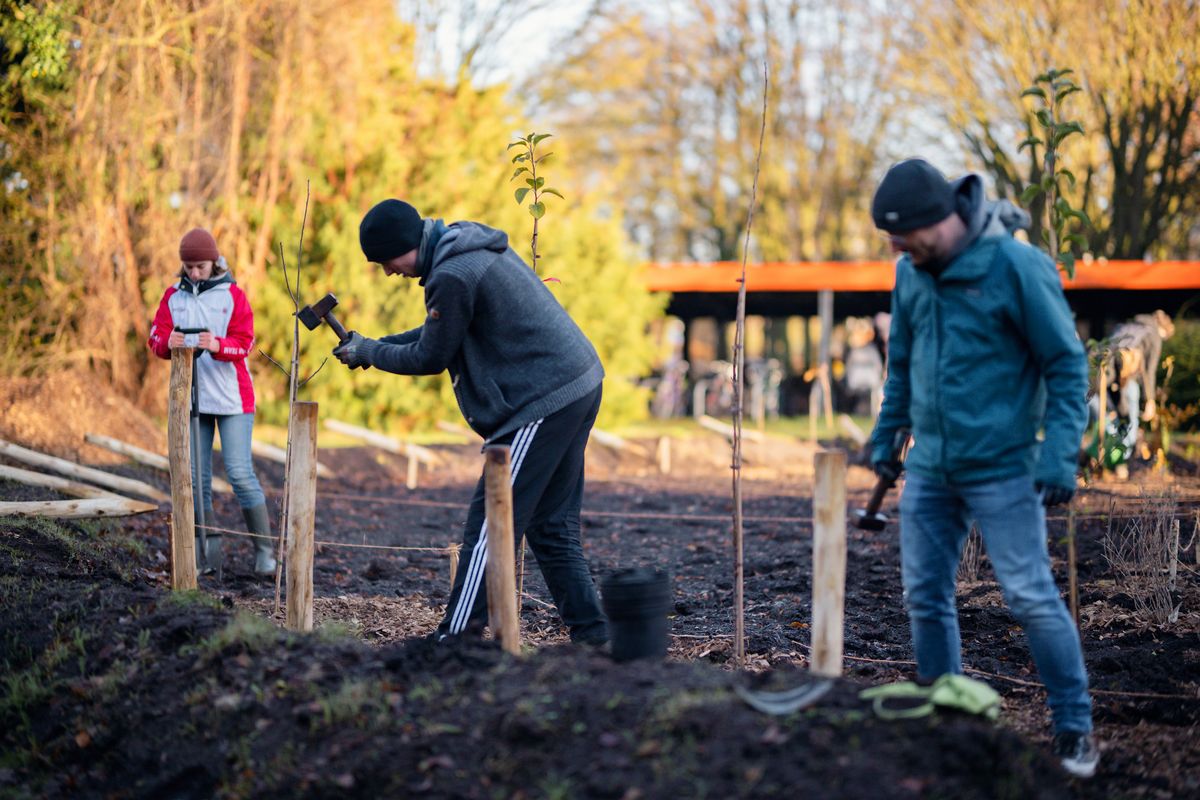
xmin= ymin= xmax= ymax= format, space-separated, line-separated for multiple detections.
xmin=933 ymin=276 xmax=949 ymax=483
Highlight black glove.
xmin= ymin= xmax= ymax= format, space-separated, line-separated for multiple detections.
xmin=873 ymin=460 xmax=903 ymax=485
xmin=332 ymin=331 xmax=376 ymax=370
xmin=1036 ymin=482 xmax=1074 ymax=507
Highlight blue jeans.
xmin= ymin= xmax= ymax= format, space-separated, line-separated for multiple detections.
xmin=899 ymin=473 xmax=1092 ymax=733
xmin=190 ymin=413 xmax=265 ymax=511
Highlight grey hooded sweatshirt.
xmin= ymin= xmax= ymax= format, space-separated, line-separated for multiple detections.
xmin=360 ymin=222 xmax=605 ymax=442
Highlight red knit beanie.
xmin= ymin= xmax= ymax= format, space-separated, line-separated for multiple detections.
xmin=179 ymin=228 xmax=220 ymax=262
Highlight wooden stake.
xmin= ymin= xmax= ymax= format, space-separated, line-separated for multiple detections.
xmin=406 ymin=454 xmax=419 ymax=490
xmin=285 ymin=402 xmax=318 ymax=632
xmin=449 ymin=542 xmax=460 ymax=587
xmin=1097 ymin=360 xmax=1107 ymax=462
xmin=168 ymin=349 xmax=197 ymax=591
xmin=1067 ymin=507 xmax=1079 ymax=628
xmin=817 ymin=289 xmax=835 ymax=429
xmin=811 ymin=448 xmax=847 ymax=677
xmin=0 ymin=438 xmax=168 ymax=502
xmin=0 ymin=498 xmax=157 ymax=518
xmin=483 ymin=446 xmax=520 ymax=655
xmin=657 ymin=436 xmax=671 ymax=475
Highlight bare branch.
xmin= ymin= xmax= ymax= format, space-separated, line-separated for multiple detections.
xmin=298 ymin=357 xmax=329 ymax=389
xmin=258 ymin=348 xmax=292 ymax=378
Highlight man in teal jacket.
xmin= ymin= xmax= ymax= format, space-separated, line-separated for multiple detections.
xmin=869 ymin=159 xmax=1097 ymax=778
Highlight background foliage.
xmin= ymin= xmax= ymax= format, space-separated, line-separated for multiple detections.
xmin=1 ymin=0 xmax=1197 ymax=434
xmin=0 ymin=0 xmax=662 ymax=433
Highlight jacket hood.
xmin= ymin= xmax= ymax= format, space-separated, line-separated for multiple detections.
xmin=437 ymin=221 xmax=509 ymax=260
xmin=179 ymin=271 xmax=234 ymax=294
xmin=954 ymin=173 xmax=1032 ymax=244
xmin=421 ymin=221 xmax=511 ymax=285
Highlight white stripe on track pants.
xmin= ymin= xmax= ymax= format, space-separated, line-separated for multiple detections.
xmin=437 ymin=385 xmax=608 ymax=644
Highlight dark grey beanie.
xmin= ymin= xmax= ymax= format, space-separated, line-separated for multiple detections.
xmin=359 ymin=199 xmax=424 ymax=262
xmin=871 ymin=159 xmax=956 ymax=233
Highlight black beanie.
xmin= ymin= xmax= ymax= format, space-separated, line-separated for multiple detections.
xmin=871 ymin=159 xmax=956 ymax=233
xmin=359 ymin=199 xmax=424 ymax=262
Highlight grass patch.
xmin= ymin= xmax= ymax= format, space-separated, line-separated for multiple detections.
xmin=313 ymin=618 xmax=361 ymax=644
xmin=192 ymin=612 xmax=280 ymax=659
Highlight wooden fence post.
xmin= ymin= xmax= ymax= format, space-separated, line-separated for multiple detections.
xmin=285 ymin=401 xmax=318 ymax=632
xmin=168 ymin=350 xmax=197 ymax=591
xmin=406 ymin=454 xmax=419 ymax=490
xmin=449 ymin=543 xmax=461 ymax=588
xmin=811 ymin=448 xmax=847 ymax=677
xmin=483 ymin=446 xmax=520 ymax=655
xmin=1097 ymin=361 xmax=1107 ymax=461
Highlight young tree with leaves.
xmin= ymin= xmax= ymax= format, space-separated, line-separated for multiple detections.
xmin=1019 ymin=68 xmax=1090 ymax=277
xmin=508 ymin=131 xmax=564 ymax=273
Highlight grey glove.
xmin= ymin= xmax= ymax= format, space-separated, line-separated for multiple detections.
xmin=1036 ymin=482 xmax=1074 ymax=507
xmin=332 ymin=331 xmax=376 ymax=370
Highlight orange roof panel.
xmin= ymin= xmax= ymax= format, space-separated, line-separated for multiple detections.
xmin=642 ymin=260 xmax=1200 ymax=293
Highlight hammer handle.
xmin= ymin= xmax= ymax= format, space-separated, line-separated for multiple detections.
xmin=864 ymin=475 xmax=893 ymax=516
xmin=326 ymin=312 xmax=349 ymax=344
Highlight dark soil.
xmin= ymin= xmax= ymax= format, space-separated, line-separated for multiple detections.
xmin=2 ymin=439 xmax=1199 ymax=799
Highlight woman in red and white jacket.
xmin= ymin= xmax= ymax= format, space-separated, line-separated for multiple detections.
xmin=148 ymin=228 xmax=275 ymax=576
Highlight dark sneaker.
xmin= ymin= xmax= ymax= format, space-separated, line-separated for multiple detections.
xmin=1054 ymin=731 xmax=1099 ymax=778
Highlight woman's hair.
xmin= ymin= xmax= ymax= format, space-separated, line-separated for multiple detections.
xmin=177 ymin=255 xmax=230 ymax=279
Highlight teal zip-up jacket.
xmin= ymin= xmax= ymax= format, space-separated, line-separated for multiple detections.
xmin=870 ymin=176 xmax=1087 ymax=490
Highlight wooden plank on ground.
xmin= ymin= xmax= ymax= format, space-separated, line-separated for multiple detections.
xmin=698 ymin=415 xmax=765 ymax=442
xmin=0 ymin=464 xmax=120 ymax=500
xmin=0 ymin=497 xmax=157 ymax=519
xmin=85 ymin=433 xmax=233 ymax=493
xmin=436 ymin=420 xmax=481 ymax=441
xmin=324 ymin=419 xmax=441 ymax=466
xmin=590 ymin=428 xmax=650 ymax=457
xmin=0 ymin=438 xmax=168 ymax=503
xmin=249 ymin=439 xmax=332 ymax=479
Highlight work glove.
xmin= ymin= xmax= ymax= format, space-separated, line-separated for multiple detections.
xmin=1036 ymin=482 xmax=1074 ymax=507
xmin=873 ymin=459 xmax=903 ymax=485
xmin=332 ymin=331 xmax=376 ymax=370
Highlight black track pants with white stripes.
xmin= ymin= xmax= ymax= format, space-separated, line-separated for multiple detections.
xmin=436 ymin=385 xmax=608 ymax=643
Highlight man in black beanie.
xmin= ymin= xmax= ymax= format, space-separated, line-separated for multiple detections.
xmin=334 ymin=199 xmax=609 ymax=647
xmin=868 ymin=159 xmax=1098 ymax=777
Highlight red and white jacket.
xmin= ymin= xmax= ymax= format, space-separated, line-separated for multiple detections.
xmin=148 ymin=273 xmax=256 ymax=415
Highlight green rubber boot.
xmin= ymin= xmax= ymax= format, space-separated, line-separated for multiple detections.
xmin=242 ymin=504 xmax=277 ymax=576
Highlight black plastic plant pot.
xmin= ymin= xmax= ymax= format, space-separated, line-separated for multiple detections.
xmin=601 ymin=567 xmax=672 ymax=663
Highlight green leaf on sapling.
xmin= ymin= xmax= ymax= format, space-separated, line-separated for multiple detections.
xmin=528 ymin=202 xmax=546 ymax=219
xmin=542 ymin=188 xmax=564 ymax=199
xmin=515 ymin=187 xmax=531 ymax=204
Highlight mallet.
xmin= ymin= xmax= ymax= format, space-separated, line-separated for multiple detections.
xmin=853 ymin=475 xmax=895 ymax=531
xmin=296 ymin=293 xmax=350 ymax=344
xmin=853 ymin=427 xmax=910 ymax=532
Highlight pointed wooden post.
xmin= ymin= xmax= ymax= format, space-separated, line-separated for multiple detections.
xmin=657 ymin=436 xmax=671 ymax=475
xmin=285 ymin=402 xmax=318 ymax=631
xmin=811 ymin=448 xmax=847 ymax=677
xmin=484 ymin=446 xmax=520 ymax=655
xmin=168 ymin=349 xmax=197 ymax=590
xmin=448 ymin=542 xmax=461 ymax=587
xmin=406 ymin=454 xmax=419 ymax=490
